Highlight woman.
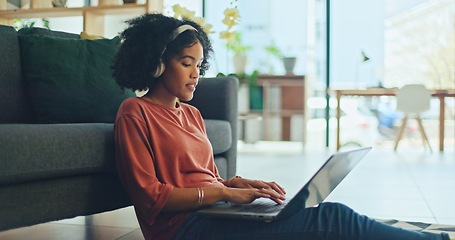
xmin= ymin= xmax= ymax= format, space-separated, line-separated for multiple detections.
xmin=112 ymin=14 xmax=449 ymax=240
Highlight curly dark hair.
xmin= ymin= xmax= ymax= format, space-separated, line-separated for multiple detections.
xmin=112 ymin=13 xmax=213 ymax=92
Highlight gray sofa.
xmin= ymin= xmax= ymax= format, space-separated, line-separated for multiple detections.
xmin=0 ymin=25 xmax=238 ymax=231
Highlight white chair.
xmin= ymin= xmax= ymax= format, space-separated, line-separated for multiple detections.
xmin=394 ymin=84 xmax=432 ymax=152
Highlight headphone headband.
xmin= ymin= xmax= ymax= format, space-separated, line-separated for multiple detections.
xmin=153 ymin=24 xmax=198 ymax=78
xmin=170 ymin=25 xmax=198 ymax=41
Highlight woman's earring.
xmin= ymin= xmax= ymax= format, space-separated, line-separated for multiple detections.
xmin=153 ymin=61 xmax=165 ymax=78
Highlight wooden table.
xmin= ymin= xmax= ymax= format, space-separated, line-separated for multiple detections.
xmin=330 ymin=88 xmax=455 ymax=151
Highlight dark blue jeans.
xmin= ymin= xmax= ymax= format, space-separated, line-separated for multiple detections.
xmin=173 ymin=202 xmax=449 ymax=240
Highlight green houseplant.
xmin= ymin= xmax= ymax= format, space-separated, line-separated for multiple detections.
xmin=13 ymin=18 xmax=50 ymax=30
xmin=226 ymin=32 xmax=251 ymax=75
xmin=217 ymin=70 xmax=262 ymax=110
xmin=265 ymin=41 xmax=297 ymax=75
xmin=226 ymin=32 xmax=251 ymax=56
xmin=265 ymin=41 xmax=282 ymax=59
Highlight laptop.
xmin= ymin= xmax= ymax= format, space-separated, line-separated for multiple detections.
xmin=197 ymin=147 xmax=372 ymax=222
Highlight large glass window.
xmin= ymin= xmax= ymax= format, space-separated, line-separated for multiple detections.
xmin=171 ymin=0 xmax=454 ymax=150
xmin=201 ymin=0 xmax=308 ymax=76
xmin=309 ymin=0 xmax=454 ymax=150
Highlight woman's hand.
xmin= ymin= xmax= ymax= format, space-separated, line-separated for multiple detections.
xmin=226 ymin=188 xmax=282 ymax=204
xmin=225 ymin=188 xmax=285 ymax=205
xmin=227 ymin=177 xmax=286 ymax=204
xmin=163 ymin=177 xmax=286 ymax=212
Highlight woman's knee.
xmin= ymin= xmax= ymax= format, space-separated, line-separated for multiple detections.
xmin=318 ymin=202 xmax=352 ymax=212
xmin=315 ymin=202 xmax=362 ymax=222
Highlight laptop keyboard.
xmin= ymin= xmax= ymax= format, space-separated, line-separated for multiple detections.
xmin=242 ymin=202 xmax=286 ymax=213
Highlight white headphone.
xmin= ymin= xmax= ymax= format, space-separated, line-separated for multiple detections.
xmin=153 ymin=25 xmax=198 ymax=78
xmin=153 ymin=62 xmax=165 ymax=78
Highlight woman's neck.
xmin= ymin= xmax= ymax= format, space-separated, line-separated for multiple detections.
xmin=143 ymin=91 xmax=178 ymax=109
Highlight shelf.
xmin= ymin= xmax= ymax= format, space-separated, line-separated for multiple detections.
xmin=0 ymin=0 xmax=163 ymax=36
xmin=249 ymin=75 xmax=306 ymax=141
xmin=257 ymin=75 xmax=304 ymax=86
xmin=263 ymin=110 xmax=304 ymax=116
xmin=83 ymin=4 xmax=147 ymax=15
xmin=0 ymin=4 xmax=146 ymax=19
xmin=0 ymin=7 xmax=82 ymax=18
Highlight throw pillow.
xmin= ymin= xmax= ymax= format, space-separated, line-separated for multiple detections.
xmin=19 ymin=34 xmax=135 ymax=123
xmin=80 ymin=31 xmax=104 ymax=40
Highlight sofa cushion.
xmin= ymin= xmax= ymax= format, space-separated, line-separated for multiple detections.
xmin=213 ymin=156 xmax=228 ymax=180
xmin=0 ymin=25 xmax=35 ymax=123
xmin=18 ymin=34 xmax=135 ymax=123
xmin=204 ymin=119 xmax=232 ymax=155
xmin=0 ymin=123 xmax=116 ymax=185
xmin=18 ymin=27 xmax=80 ymax=39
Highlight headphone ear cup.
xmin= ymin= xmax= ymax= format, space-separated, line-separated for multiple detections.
xmin=153 ymin=61 xmax=165 ymax=78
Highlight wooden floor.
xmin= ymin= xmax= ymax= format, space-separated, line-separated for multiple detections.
xmin=1 ymin=142 xmax=454 ymax=240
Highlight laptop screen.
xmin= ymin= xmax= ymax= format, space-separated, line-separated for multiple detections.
xmin=303 ymin=147 xmax=371 ymax=207
xmin=277 ymin=147 xmax=372 ymax=218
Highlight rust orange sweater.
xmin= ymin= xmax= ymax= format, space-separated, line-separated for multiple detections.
xmin=114 ymin=97 xmax=225 ymax=240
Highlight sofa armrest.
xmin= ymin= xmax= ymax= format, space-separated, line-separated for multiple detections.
xmin=187 ymin=76 xmax=238 ymax=179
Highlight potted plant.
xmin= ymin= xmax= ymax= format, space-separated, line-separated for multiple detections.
xmin=245 ymin=70 xmax=262 ymax=110
xmin=217 ymin=70 xmax=262 ymax=111
xmin=265 ymin=42 xmax=297 ymax=75
xmin=226 ymin=32 xmax=251 ymax=74
xmin=13 ymin=18 xmax=50 ymax=30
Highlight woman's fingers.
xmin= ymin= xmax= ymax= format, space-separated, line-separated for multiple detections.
xmin=231 ymin=179 xmax=287 ymax=204
xmin=228 ymin=188 xmax=285 ymax=205
xmin=251 ymin=180 xmax=286 ymax=196
xmin=268 ymin=181 xmax=286 ymax=195
xmin=257 ymin=188 xmax=286 ymax=204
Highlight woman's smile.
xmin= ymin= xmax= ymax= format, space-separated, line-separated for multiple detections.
xmin=186 ymin=82 xmax=197 ymax=92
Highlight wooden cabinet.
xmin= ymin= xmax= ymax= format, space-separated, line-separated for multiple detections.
xmin=256 ymin=75 xmax=305 ymax=141
xmin=0 ymin=0 xmax=162 ymax=36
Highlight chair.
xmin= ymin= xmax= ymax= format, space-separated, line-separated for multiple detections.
xmin=393 ymin=84 xmax=432 ymax=152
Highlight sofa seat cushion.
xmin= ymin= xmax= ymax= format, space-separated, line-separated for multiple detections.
xmin=0 ymin=123 xmax=116 ymax=185
xmin=0 ymin=120 xmax=230 ymax=185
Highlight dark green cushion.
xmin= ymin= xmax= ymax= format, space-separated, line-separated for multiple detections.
xmin=18 ymin=35 xmax=134 ymax=123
